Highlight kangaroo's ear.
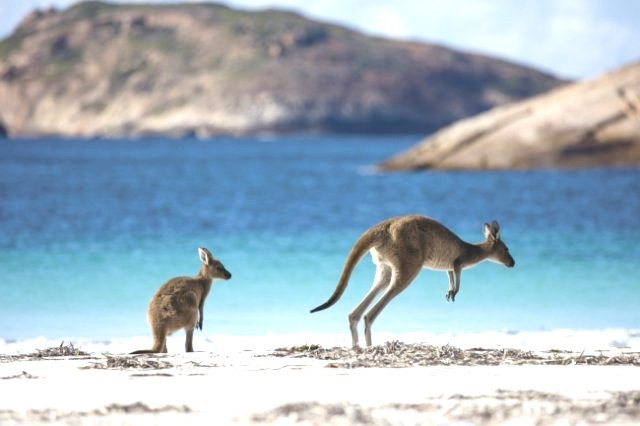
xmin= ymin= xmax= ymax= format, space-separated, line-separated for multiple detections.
xmin=198 ymin=247 xmax=212 ymax=265
xmin=491 ymin=220 xmax=501 ymax=240
xmin=483 ymin=223 xmax=493 ymax=240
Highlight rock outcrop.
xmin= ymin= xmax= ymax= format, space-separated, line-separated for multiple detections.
xmin=0 ymin=1 xmax=562 ymax=138
xmin=379 ymin=62 xmax=640 ymax=170
xmin=0 ymin=115 xmax=7 ymax=137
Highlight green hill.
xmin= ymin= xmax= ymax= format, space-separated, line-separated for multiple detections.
xmin=0 ymin=1 xmax=563 ymax=138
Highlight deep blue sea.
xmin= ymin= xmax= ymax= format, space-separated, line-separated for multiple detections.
xmin=1 ymin=136 xmax=639 ymax=343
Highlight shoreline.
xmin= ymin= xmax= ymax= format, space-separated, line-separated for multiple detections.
xmin=1 ymin=333 xmax=639 ymax=425
xmin=2 ymin=327 xmax=639 ymax=356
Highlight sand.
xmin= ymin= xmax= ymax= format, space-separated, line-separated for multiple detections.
xmin=0 ymin=336 xmax=639 ymax=425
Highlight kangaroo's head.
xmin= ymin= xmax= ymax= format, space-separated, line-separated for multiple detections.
xmin=483 ymin=221 xmax=515 ymax=268
xmin=198 ymin=247 xmax=232 ymax=280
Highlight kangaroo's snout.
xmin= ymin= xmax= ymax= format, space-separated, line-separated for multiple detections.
xmin=224 ymin=270 xmax=232 ymax=280
xmin=506 ymin=256 xmax=515 ymax=268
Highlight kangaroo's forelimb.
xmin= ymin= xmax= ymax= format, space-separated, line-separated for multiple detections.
xmin=445 ymin=269 xmax=461 ymax=302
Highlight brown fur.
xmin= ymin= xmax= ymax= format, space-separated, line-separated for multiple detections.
xmin=131 ymin=247 xmax=231 ymax=354
xmin=310 ymin=215 xmax=515 ymax=348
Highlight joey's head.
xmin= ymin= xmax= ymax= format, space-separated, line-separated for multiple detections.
xmin=198 ymin=247 xmax=232 ymax=280
xmin=483 ymin=221 xmax=515 ymax=268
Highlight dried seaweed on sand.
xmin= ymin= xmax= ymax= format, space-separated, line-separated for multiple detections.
xmin=30 ymin=341 xmax=89 ymax=358
xmin=273 ymin=341 xmax=640 ymax=368
xmin=82 ymin=355 xmax=173 ymax=370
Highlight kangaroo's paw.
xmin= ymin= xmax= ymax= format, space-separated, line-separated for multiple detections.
xmin=445 ymin=291 xmax=456 ymax=302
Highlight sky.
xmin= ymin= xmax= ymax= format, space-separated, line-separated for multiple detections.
xmin=1 ymin=0 xmax=639 ymax=79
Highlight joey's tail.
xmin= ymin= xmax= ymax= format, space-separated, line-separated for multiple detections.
xmin=310 ymin=230 xmax=378 ymax=313
xmin=130 ymin=349 xmax=156 ymax=354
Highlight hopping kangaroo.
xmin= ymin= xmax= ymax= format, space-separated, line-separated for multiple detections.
xmin=131 ymin=247 xmax=231 ymax=354
xmin=310 ymin=215 xmax=515 ymax=348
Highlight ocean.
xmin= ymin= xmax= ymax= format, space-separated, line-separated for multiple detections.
xmin=1 ymin=136 xmax=639 ymax=351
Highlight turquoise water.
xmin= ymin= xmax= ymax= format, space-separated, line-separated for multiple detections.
xmin=1 ymin=136 xmax=639 ymax=341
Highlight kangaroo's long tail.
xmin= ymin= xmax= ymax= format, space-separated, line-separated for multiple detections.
xmin=130 ymin=349 xmax=156 ymax=354
xmin=310 ymin=230 xmax=378 ymax=313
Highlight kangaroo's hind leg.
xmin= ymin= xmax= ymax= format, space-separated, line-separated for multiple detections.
xmin=363 ymin=263 xmax=422 ymax=347
xmin=348 ymin=264 xmax=391 ymax=348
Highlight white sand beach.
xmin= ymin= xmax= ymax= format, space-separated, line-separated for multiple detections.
xmin=1 ymin=331 xmax=639 ymax=425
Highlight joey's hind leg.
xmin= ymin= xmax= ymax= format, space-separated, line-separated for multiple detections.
xmin=183 ymin=304 xmax=200 ymax=353
xmin=185 ymin=328 xmax=195 ymax=352
xmin=151 ymin=326 xmax=167 ymax=353
xmin=364 ymin=264 xmax=421 ymax=347
xmin=348 ymin=265 xmax=391 ymax=348
xmin=185 ymin=308 xmax=200 ymax=352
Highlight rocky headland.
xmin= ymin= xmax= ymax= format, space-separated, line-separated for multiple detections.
xmin=379 ymin=62 xmax=640 ymax=170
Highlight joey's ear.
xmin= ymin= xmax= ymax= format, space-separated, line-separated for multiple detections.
xmin=198 ymin=247 xmax=212 ymax=265
xmin=491 ymin=220 xmax=501 ymax=240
